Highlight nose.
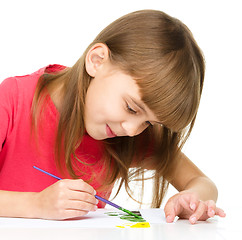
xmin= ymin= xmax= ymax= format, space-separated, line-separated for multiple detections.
xmin=121 ymin=121 xmax=144 ymax=137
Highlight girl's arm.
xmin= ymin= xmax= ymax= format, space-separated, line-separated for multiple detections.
xmin=164 ymin=152 xmax=226 ymax=224
xmin=0 ymin=191 xmax=38 ymax=218
xmin=170 ymin=152 xmax=218 ymax=201
xmin=0 ymin=179 xmax=98 ymax=219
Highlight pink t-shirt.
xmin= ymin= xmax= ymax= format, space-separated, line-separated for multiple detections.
xmin=0 ymin=65 xmax=113 ymax=208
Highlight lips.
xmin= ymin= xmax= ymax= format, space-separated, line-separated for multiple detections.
xmin=106 ymin=124 xmax=117 ymax=138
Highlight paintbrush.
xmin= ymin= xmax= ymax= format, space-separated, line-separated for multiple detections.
xmin=33 ymin=166 xmax=142 ymax=219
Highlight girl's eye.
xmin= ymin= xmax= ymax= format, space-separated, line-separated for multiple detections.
xmin=145 ymin=121 xmax=152 ymax=126
xmin=126 ymin=103 xmax=137 ymax=114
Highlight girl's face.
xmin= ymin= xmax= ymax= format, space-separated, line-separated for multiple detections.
xmin=84 ymin=62 xmax=159 ymax=140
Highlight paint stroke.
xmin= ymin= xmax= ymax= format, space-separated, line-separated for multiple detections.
xmin=105 ymin=211 xmax=146 ymax=222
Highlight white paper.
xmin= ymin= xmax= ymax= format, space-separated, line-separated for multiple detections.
xmin=0 ymin=209 xmax=166 ymax=228
xmin=140 ymin=209 xmax=166 ymax=224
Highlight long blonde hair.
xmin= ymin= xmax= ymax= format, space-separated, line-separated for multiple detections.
xmin=32 ymin=10 xmax=205 ymax=207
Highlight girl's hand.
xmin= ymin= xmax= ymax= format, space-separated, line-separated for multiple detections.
xmin=34 ymin=179 xmax=98 ymax=220
xmin=164 ymin=190 xmax=226 ymax=224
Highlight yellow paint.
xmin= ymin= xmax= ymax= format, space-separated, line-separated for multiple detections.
xmin=130 ymin=222 xmax=150 ymax=228
xmin=116 ymin=222 xmax=150 ymax=228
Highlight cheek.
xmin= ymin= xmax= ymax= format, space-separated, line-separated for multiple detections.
xmin=102 ymin=102 xmax=125 ymax=121
xmin=85 ymin=98 xmax=117 ymax=123
xmin=85 ymin=86 xmax=125 ymax=123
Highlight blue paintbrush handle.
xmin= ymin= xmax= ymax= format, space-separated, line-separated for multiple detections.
xmin=94 ymin=195 xmax=121 ymax=209
xmin=33 ymin=166 xmax=62 ymax=180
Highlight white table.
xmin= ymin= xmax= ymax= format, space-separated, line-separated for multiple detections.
xmin=0 ymin=208 xmax=238 ymax=240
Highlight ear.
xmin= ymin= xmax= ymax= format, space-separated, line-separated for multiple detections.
xmin=85 ymin=43 xmax=109 ymax=77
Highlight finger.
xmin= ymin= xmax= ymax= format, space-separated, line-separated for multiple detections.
xmin=189 ymin=194 xmax=200 ymax=212
xmin=177 ymin=195 xmax=191 ymax=211
xmin=61 ymin=209 xmax=89 ymax=220
xmin=176 ymin=194 xmax=198 ymax=216
xmin=164 ymin=199 xmax=177 ymax=223
xmin=68 ymin=190 xmax=98 ymax=205
xmin=206 ymin=200 xmax=216 ymax=217
xmin=66 ymin=199 xmax=98 ymax=212
xmin=189 ymin=201 xmax=207 ymax=224
xmin=215 ymin=207 xmax=226 ymax=217
xmin=64 ymin=179 xmax=96 ymax=195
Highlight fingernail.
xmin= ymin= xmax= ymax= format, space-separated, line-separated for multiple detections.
xmin=210 ymin=209 xmax=215 ymax=216
xmin=94 ymin=206 xmax=98 ymax=211
xmin=94 ymin=190 xmax=97 ymax=195
xmin=166 ymin=215 xmax=173 ymax=223
xmin=221 ymin=210 xmax=226 ymax=217
xmin=96 ymin=199 xmax=99 ymax=204
xmin=190 ymin=216 xmax=196 ymax=224
xmin=190 ymin=203 xmax=196 ymax=211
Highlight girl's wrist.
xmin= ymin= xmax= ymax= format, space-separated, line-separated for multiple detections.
xmin=15 ymin=192 xmax=41 ymax=219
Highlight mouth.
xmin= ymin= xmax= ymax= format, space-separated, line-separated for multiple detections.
xmin=106 ymin=124 xmax=117 ymax=138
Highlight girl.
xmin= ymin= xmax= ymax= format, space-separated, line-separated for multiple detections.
xmin=0 ymin=10 xmax=225 ymax=224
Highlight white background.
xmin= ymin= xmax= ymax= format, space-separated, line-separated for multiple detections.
xmin=0 ymin=0 xmax=241 ymax=211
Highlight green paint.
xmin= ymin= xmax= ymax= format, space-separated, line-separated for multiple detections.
xmin=130 ymin=211 xmax=142 ymax=216
xmin=120 ymin=215 xmax=146 ymax=222
xmin=120 ymin=208 xmax=143 ymax=219
xmin=105 ymin=211 xmax=146 ymax=223
xmin=105 ymin=212 xmax=119 ymax=216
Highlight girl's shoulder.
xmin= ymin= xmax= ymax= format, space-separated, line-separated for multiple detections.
xmin=0 ymin=64 xmax=67 ymax=96
xmin=0 ymin=64 xmax=66 ymax=113
xmin=44 ymin=64 xmax=67 ymax=73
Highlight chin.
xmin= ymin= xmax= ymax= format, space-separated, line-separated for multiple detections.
xmin=93 ymin=136 xmax=105 ymax=140
xmin=86 ymin=130 xmax=103 ymax=140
